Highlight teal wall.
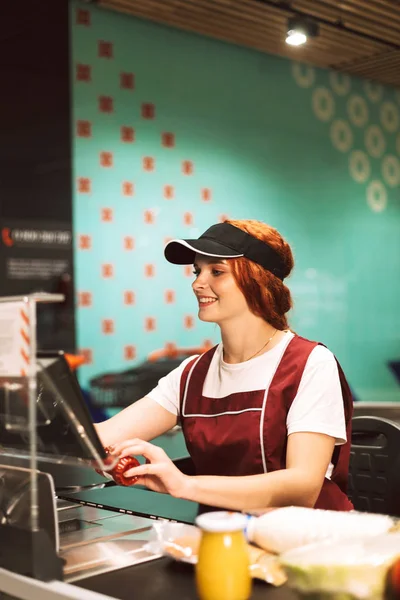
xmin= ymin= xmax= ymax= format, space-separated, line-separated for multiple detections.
xmin=71 ymin=1 xmax=400 ymax=402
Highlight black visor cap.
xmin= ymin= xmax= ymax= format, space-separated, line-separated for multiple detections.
xmin=164 ymin=223 xmax=287 ymax=280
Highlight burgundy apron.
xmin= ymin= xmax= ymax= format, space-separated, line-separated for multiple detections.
xmin=179 ymin=335 xmax=354 ymax=511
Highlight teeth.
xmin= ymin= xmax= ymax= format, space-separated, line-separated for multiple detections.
xmin=199 ymin=298 xmax=217 ymax=304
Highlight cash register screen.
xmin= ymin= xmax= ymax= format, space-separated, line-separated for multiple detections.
xmin=0 ymin=351 xmax=107 ymax=462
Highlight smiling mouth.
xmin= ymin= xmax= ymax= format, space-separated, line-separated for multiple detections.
xmin=198 ymin=298 xmax=218 ymax=307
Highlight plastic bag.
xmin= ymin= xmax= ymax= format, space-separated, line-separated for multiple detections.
xmin=245 ymin=506 xmax=395 ymax=554
xmin=281 ymin=531 xmax=400 ymax=600
xmin=143 ymin=521 xmax=286 ymax=586
xmin=144 ymin=522 xmax=200 ymax=564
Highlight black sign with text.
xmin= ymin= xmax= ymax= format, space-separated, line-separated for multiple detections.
xmin=0 ymin=0 xmax=74 ymax=351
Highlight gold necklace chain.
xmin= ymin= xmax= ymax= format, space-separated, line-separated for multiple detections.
xmin=245 ymin=328 xmax=279 ymax=362
xmin=223 ymin=328 xmax=279 ymax=363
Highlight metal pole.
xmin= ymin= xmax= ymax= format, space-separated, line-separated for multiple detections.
xmin=27 ymin=295 xmax=38 ymax=532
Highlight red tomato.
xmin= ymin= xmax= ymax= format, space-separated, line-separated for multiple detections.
xmin=110 ymin=456 xmax=140 ymax=486
xmin=103 ymin=448 xmax=140 ymax=486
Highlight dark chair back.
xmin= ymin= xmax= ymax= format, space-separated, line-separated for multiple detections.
xmin=348 ymin=416 xmax=400 ymax=517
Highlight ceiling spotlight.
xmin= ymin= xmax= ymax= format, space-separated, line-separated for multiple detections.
xmin=286 ymin=16 xmax=319 ymax=46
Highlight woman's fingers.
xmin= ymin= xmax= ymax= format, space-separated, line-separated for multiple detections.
xmin=123 ymin=461 xmax=162 ymax=479
xmin=108 ymin=439 xmax=179 ymax=494
xmin=113 ymin=438 xmax=159 ymax=454
xmin=117 ymin=440 xmax=167 ymax=463
xmin=112 ymin=438 xmax=142 ymax=455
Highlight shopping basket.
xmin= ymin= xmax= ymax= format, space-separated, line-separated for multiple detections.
xmin=89 ymin=341 xmax=213 ymax=409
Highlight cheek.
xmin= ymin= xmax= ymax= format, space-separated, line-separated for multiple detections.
xmin=234 ymin=290 xmax=250 ymax=311
xmin=217 ymin=279 xmax=247 ymax=306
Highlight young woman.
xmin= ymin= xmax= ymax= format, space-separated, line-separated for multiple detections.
xmin=96 ymin=219 xmax=353 ymax=512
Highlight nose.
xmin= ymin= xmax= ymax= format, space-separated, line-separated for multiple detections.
xmin=192 ymin=270 xmax=209 ymax=292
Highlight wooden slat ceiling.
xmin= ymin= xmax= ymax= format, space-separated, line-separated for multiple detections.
xmin=100 ymin=0 xmax=400 ymax=88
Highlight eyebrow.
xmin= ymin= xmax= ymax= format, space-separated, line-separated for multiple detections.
xmin=193 ymin=259 xmax=229 ymax=267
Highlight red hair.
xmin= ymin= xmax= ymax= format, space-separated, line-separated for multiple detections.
xmin=226 ymin=219 xmax=294 ymax=330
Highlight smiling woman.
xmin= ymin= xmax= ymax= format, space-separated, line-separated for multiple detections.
xmin=95 ymin=219 xmax=354 ymax=514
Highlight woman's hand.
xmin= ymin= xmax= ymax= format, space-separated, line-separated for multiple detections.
xmin=111 ymin=439 xmax=191 ymax=498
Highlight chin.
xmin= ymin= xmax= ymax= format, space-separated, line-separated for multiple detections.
xmin=198 ymin=310 xmax=219 ymax=323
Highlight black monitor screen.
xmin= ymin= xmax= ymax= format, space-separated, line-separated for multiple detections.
xmin=0 ymin=351 xmax=106 ymax=462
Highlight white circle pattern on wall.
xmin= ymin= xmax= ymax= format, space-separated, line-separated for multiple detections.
xmin=364 ymin=80 xmax=383 ymax=103
xmin=349 ymin=150 xmax=370 ymax=183
xmin=312 ymin=87 xmax=335 ymax=122
xmin=367 ymin=180 xmax=387 ymax=212
xmin=380 ymin=101 xmax=399 ymax=133
xmin=347 ymin=95 xmax=369 ymax=127
xmin=292 ymin=62 xmax=316 ymax=88
xmin=330 ymin=71 xmax=351 ymax=96
xmin=382 ymin=154 xmax=400 ymax=187
xmin=365 ymin=125 xmax=386 ymax=158
xmin=290 ymin=61 xmax=395 ymax=213
xmin=330 ymin=119 xmax=353 ymax=153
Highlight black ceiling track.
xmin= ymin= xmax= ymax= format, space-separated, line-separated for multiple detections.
xmin=254 ymin=0 xmax=400 ymax=51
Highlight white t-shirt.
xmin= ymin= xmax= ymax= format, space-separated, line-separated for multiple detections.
xmin=147 ymin=331 xmax=347 ymax=475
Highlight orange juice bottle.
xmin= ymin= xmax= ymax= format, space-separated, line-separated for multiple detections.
xmin=195 ymin=511 xmax=251 ymax=600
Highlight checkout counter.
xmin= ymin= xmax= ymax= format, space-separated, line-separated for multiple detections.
xmin=1 ymin=433 xmax=297 ymax=600
xmin=4 ymin=414 xmax=399 ymax=600
xmin=3 ymin=430 xmax=400 ymax=600
xmin=0 ymin=336 xmax=294 ymax=600
xmin=0 ymin=292 xmax=295 ymax=600
xmin=0 ymin=296 xmax=399 ymax=600
xmin=55 ymin=438 xmax=297 ymax=600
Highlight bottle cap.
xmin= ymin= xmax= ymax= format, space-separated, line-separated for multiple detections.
xmin=196 ymin=511 xmax=248 ymax=533
xmin=243 ymin=515 xmax=255 ymax=541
